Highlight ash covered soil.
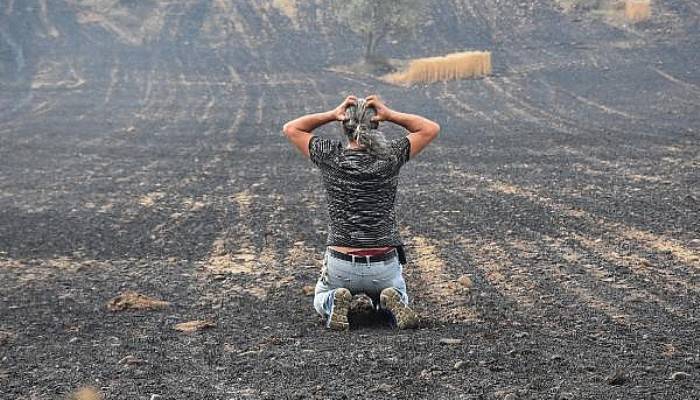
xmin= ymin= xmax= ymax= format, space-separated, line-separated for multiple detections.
xmin=0 ymin=1 xmax=699 ymax=399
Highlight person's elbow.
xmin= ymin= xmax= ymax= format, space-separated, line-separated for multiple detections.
xmin=282 ymin=122 xmax=295 ymax=137
xmin=428 ymin=121 xmax=440 ymax=138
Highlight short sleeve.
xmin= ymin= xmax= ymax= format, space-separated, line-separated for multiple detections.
xmin=390 ymin=137 xmax=411 ymax=169
xmin=308 ymin=136 xmax=341 ymax=167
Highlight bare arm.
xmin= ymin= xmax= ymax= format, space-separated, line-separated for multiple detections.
xmin=282 ymin=96 xmax=356 ymax=157
xmin=365 ymin=95 xmax=440 ymax=158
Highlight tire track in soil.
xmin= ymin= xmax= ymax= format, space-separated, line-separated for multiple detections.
xmin=484 ymin=178 xmax=700 ymax=273
xmin=537 ymin=65 xmax=695 ymax=134
xmin=553 ymin=144 xmax=696 ymax=193
xmin=505 ymin=234 xmax=690 ymax=322
xmin=651 ymin=66 xmax=700 ymax=99
xmin=69 ymin=5 xmax=249 ymax=260
xmin=196 ymin=187 xmax=320 ymax=303
xmin=195 ymin=77 xmax=323 ymax=302
xmin=555 ymin=87 xmax=638 ymax=119
xmin=455 ymin=236 xmax=641 ymax=327
xmin=137 ymin=78 xmax=246 ymax=260
xmin=434 ymin=81 xmax=514 ymax=131
xmin=455 ymin=166 xmax=699 ymax=285
xmin=108 ymin=0 xmax=242 ymax=226
xmin=484 ymin=38 xmax=655 ymax=136
xmin=108 ymin=72 xmax=204 ymax=223
xmin=0 ymin=28 xmax=33 ymax=122
xmin=483 ymin=76 xmax=594 ymax=136
xmin=200 ymin=189 xmax=275 ymax=300
xmin=405 ymin=175 xmax=692 ymax=328
xmin=444 ymin=168 xmax=699 ymax=305
xmin=268 ymin=84 xmax=330 ymax=288
xmin=400 ymin=231 xmax=479 ymax=323
xmin=455 ymin=237 xmax=546 ymax=312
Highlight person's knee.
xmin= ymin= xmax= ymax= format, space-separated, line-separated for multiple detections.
xmin=313 ymin=293 xmax=327 ymax=317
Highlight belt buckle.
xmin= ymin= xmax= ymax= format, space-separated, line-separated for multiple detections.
xmin=350 ymin=254 xmax=372 ymax=265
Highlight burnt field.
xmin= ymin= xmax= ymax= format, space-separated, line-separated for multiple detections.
xmin=0 ymin=1 xmax=699 ymax=399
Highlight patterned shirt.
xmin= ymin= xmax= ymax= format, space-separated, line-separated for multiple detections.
xmin=308 ymin=136 xmax=411 ymax=247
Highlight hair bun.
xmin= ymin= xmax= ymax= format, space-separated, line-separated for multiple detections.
xmin=341 ymin=97 xmax=392 ymax=159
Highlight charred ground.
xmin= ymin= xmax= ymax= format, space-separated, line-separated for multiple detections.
xmin=0 ymin=1 xmax=699 ymax=399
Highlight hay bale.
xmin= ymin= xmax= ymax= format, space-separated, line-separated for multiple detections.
xmin=106 ymin=291 xmax=169 ymax=311
xmin=625 ymin=0 xmax=651 ymax=23
xmin=384 ymin=51 xmax=492 ymax=85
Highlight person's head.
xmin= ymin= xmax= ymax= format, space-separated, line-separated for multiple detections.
xmin=342 ymin=98 xmax=390 ymax=158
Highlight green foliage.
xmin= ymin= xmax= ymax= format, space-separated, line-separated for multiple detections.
xmin=333 ymin=0 xmax=425 ymax=62
xmin=556 ymin=0 xmax=606 ymax=12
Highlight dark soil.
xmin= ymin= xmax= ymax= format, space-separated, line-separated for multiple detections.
xmin=1 ymin=1 xmax=698 ymax=399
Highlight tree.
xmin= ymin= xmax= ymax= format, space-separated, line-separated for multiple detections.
xmin=333 ymin=0 xmax=424 ymax=63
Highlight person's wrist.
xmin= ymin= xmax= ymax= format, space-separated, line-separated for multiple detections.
xmin=326 ymin=109 xmax=339 ymax=121
xmin=385 ymin=109 xmax=397 ymax=122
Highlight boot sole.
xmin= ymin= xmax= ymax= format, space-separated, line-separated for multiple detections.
xmin=380 ymin=288 xmax=419 ymax=330
xmin=327 ymin=288 xmax=352 ymax=331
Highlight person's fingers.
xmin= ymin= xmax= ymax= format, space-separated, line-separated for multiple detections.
xmin=367 ymin=96 xmax=385 ymax=108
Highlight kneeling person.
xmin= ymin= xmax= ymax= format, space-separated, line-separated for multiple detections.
xmin=282 ymin=95 xmax=440 ymax=330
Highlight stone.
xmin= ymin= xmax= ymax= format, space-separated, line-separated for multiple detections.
xmin=106 ymin=291 xmax=169 ymax=311
xmin=173 ymin=320 xmax=216 ymax=333
xmin=69 ymin=386 xmax=103 ymax=400
xmin=670 ymin=371 xmax=690 ymax=381
xmin=118 ymin=355 xmax=146 ymax=366
xmin=606 ymin=369 xmax=627 ymax=385
xmin=457 ymin=275 xmax=473 ymax=288
xmin=301 ymin=285 xmax=315 ymax=296
xmin=0 ymin=331 xmax=15 ymax=345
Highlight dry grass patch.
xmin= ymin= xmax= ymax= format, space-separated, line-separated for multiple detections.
xmin=404 ymin=234 xmax=477 ymax=322
xmin=270 ymin=0 xmax=298 ymax=23
xmin=68 ymin=386 xmax=103 ymax=400
xmin=106 ymin=291 xmax=169 ymax=311
xmin=625 ymin=0 xmax=651 ymax=23
xmin=174 ymin=320 xmax=216 ymax=333
xmin=556 ymin=0 xmax=652 ymax=25
xmin=384 ymin=51 xmax=492 ymax=85
xmin=137 ymin=191 xmax=165 ymax=207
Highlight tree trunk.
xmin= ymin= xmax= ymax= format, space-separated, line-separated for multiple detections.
xmin=364 ymin=31 xmax=375 ymax=62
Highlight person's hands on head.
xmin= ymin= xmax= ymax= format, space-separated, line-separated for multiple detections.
xmin=333 ymin=95 xmax=357 ymax=122
xmin=365 ymin=95 xmax=394 ymax=122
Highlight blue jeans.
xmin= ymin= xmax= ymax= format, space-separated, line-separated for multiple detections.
xmin=313 ymin=249 xmax=410 ymax=318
